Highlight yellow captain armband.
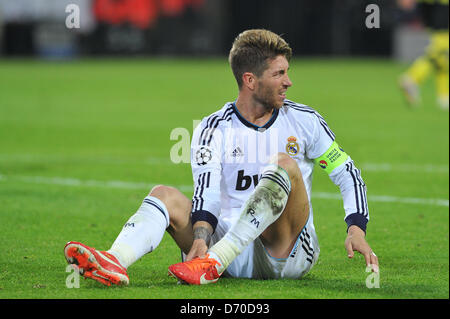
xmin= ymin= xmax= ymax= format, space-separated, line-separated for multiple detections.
xmin=314 ymin=141 xmax=349 ymax=174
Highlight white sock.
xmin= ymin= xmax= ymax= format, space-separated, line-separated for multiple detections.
xmin=209 ymin=165 xmax=291 ymax=273
xmin=108 ymin=196 xmax=170 ymax=268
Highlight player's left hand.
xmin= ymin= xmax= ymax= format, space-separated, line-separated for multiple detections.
xmin=345 ymin=225 xmax=379 ymax=273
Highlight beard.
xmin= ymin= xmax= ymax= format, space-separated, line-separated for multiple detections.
xmin=252 ymin=82 xmax=284 ymax=111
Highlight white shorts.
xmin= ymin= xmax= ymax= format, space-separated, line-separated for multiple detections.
xmin=210 ymin=216 xmax=320 ymax=280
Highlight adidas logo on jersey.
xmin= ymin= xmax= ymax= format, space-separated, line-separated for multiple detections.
xmin=231 ymin=147 xmax=244 ymax=157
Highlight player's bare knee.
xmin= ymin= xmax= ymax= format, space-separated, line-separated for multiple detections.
xmin=269 ymin=152 xmax=303 ymax=182
xmin=149 ymin=184 xmax=174 ymax=202
xmin=149 ymin=185 xmax=191 ymax=229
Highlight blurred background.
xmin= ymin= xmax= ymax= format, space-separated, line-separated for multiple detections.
xmin=0 ymin=0 xmax=439 ymax=61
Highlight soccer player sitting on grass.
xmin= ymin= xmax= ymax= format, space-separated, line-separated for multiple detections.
xmin=64 ymin=29 xmax=378 ymax=286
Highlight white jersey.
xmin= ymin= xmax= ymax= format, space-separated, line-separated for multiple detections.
xmin=190 ymin=99 xmax=369 ymax=233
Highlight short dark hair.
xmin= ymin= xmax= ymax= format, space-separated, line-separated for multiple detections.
xmin=228 ymin=29 xmax=292 ymax=89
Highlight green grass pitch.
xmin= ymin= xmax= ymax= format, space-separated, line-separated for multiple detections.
xmin=0 ymin=58 xmax=448 ymax=299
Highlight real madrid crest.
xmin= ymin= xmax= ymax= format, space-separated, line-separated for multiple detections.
xmin=286 ymin=136 xmax=299 ymax=156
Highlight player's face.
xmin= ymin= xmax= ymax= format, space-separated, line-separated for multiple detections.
xmin=253 ymin=55 xmax=292 ymax=110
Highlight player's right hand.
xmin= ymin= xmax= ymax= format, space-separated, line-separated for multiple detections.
xmin=186 ymin=238 xmax=209 ymax=261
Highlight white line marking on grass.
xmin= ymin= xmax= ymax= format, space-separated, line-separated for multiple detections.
xmin=361 ymin=163 xmax=449 ymax=173
xmin=0 ymin=154 xmax=448 ymax=173
xmin=312 ymin=192 xmax=449 ymax=207
xmin=1 ymin=174 xmax=448 ymax=207
xmin=0 ymin=174 xmax=193 ymax=193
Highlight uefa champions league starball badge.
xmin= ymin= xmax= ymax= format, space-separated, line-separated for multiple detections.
xmin=195 ymin=146 xmax=213 ymax=165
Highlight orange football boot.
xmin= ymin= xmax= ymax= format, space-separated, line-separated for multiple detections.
xmin=64 ymin=241 xmax=129 ymax=286
xmin=168 ymin=254 xmax=222 ymax=285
